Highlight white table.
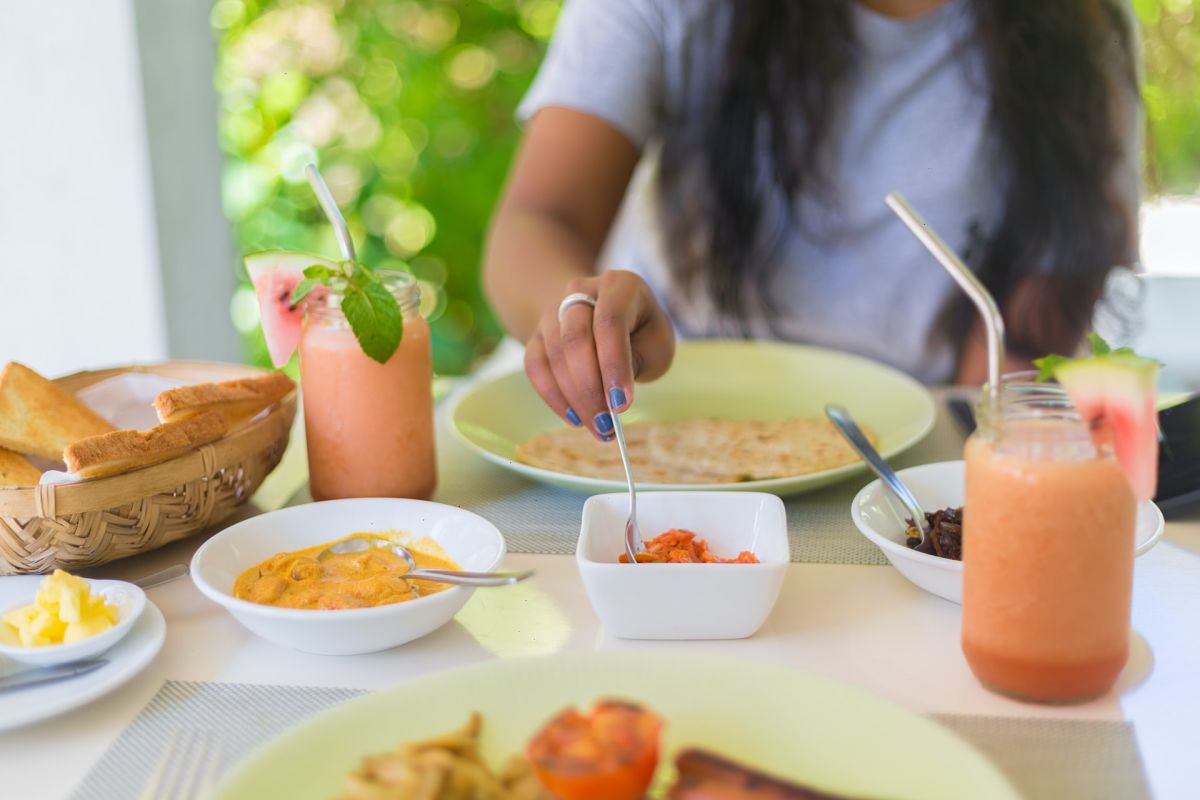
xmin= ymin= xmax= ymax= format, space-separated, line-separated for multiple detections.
xmin=3 ymin=365 xmax=1199 ymax=800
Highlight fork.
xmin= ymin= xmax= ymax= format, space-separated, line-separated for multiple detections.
xmin=609 ymin=405 xmax=643 ymax=563
xmin=139 ymin=728 xmax=223 ymax=800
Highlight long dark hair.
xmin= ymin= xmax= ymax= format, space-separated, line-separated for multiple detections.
xmin=657 ymin=0 xmax=1138 ymax=357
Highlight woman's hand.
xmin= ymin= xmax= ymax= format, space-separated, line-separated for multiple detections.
xmin=525 ymin=270 xmax=675 ymax=439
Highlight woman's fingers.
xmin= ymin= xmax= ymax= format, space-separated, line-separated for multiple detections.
xmin=525 ymin=271 xmax=674 ymax=432
xmin=558 ymin=302 xmax=614 ymax=438
xmin=524 ymin=331 xmax=582 ymax=427
xmin=541 ymin=310 xmax=611 ymax=440
xmin=630 ymin=307 xmax=676 ymax=383
xmin=592 ymin=273 xmax=640 ymax=413
xmin=595 ymin=272 xmax=676 ymax=411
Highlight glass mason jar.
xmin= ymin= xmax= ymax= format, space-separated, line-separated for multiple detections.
xmin=299 ymin=270 xmax=437 ymax=501
xmin=962 ymin=373 xmax=1136 ymax=703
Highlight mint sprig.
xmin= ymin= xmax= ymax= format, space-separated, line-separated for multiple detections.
xmin=289 ymin=260 xmax=404 ymax=364
xmin=1034 ymin=354 xmax=1070 ymax=382
xmin=1034 ymin=332 xmax=1157 ymax=382
xmin=1085 ymin=331 xmax=1135 ymax=358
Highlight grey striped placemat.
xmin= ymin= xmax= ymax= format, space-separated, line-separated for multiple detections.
xmin=426 ymin=393 xmax=966 ymax=565
xmin=291 ymin=475 xmax=889 ymax=566
xmin=281 ymin=385 xmax=968 ymax=567
xmin=444 ymin=470 xmax=893 ymax=566
xmin=74 ymin=680 xmax=1151 ymax=800
xmin=931 ymin=714 xmax=1153 ymax=800
xmin=70 ymin=682 xmax=367 ymax=800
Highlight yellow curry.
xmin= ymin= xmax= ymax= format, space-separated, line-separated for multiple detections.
xmin=233 ymin=532 xmax=460 ymax=611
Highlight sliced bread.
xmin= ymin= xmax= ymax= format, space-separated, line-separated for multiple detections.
xmin=0 ymin=362 xmax=115 ymax=461
xmin=63 ymin=412 xmax=228 ymax=480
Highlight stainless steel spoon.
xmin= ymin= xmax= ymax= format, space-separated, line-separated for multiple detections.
xmin=132 ymin=564 xmax=189 ymax=590
xmin=609 ymin=408 xmax=643 ymax=563
xmin=316 ymin=537 xmax=534 ymax=587
xmin=825 ymin=404 xmax=928 ymax=546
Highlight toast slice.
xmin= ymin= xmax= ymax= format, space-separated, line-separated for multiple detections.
xmin=0 ymin=447 xmax=41 ymax=487
xmin=63 ymin=412 xmax=228 ymax=480
xmin=0 ymin=362 xmax=115 ymax=461
xmin=154 ymin=372 xmax=295 ymax=427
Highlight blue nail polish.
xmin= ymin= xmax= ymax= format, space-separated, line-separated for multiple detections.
xmin=594 ymin=412 xmax=614 ymax=433
xmin=601 ymin=433 xmax=615 ymax=442
xmin=608 ymin=387 xmax=627 ymax=410
xmin=565 ymin=408 xmax=582 ymax=426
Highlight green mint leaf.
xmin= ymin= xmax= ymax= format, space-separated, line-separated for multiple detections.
xmin=347 ymin=261 xmax=379 ymax=289
xmin=1084 ymin=333 xmax=1147 ymax=362
xmin=1033 ymin=354 xmax=1071 ymax=382
xmin=303 ymin=264 xmax=336 ymax=280
xmin=1088 ymin=332 xmax=1112 ymax=355
xmin=289 ymin=278 xmax=321 ymax=309
xmin=341 ymin=279 xmax=403 ymax=364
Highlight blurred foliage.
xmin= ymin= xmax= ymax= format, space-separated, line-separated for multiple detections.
xmin=216 ymin=0 xmax=1197 ymax=372
xmin=214 ymin=0 xmax=561 ymax=373
xmin=1135 ymin=0 xmax=1200 ymax=194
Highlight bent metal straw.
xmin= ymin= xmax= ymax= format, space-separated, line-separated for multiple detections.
xmin=885 ymin=192 xmax=1005 ymax=420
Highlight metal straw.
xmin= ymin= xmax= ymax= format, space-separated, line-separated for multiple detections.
xmin=305 ymin=163 xmax=356 ymax=261
xmin=885 ymin=192 xmax=1005 ymax=416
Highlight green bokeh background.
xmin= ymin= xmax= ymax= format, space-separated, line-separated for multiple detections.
xmin=215 ymin=0 xmax=1199 ymax=374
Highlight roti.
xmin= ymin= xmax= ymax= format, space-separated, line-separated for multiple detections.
xmin=515 ymin=417 xmax=869 ymax=484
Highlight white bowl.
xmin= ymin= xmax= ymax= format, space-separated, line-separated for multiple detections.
xmin=576 ymin=492 xmax=788 ymax=639
xmin=0 ymin=579 xmax=146 ymax=667
xmin=851 ymin=460 xmax=1167 ymax=604
xmin=190 ymin=498 xmax=506 ymax=655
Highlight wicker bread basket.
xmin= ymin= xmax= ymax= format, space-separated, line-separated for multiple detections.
xmin=0 ymin=361 xmax=297 ymax=575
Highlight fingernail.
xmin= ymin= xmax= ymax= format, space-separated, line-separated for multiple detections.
xmin=565 ymin=408 xmax=582 ymax=426
xmin=608 ymin=387 xmax=626 ymax=410
xmin=600 ymin=433 xmax=615 ymax=442
xmin=594 ymin=412 xmax=614 ymax=433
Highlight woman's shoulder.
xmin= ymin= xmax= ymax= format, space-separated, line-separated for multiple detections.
xmin=553 ymin=0 xmax=719 ymax=42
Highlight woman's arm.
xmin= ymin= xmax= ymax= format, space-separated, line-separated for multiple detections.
xmin=484 ymin=108 xmax=675 ymax=437
xmin=485 ymin=108 xmax=638 ymax=341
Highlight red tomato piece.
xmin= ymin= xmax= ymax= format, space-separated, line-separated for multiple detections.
xmin=527 ymin=700 xmax=662 ymax=800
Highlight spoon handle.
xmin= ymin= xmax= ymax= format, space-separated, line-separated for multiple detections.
xmin=825 ymin=405 xmax=928 ymax=529
xmin=132 ymin=564 xmax=189 ymax=591
xmin=610 ymin=410 xmax=641 ymax=563
xmin=405 ymin=569 xmax=535 ymax=587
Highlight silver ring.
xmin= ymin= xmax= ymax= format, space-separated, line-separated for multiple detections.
xmin=557 ymin=292 xmax=597 ymax=323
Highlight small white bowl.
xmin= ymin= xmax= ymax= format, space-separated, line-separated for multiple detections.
xmin=576 ymin=492 xmax=788 ymax=640
xmin=191 ymin=498 xmax=506 ymax=655
xmin=0 ymin=579 xmax=146 ymax=667
xmin=851 ymin=460 xmax=1167 ymax=604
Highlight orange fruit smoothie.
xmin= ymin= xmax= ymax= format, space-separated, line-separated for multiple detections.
xmin=962 ymin=428 xmax=1136 ymax=702
xmin=300 ymin=308 xmax=436 ymax=502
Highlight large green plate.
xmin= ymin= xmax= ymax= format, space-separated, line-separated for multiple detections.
xmin=451 ymin=340 xmax=937 ymax=496
xmin=216 ymin=652 xmax=1018 ymax=800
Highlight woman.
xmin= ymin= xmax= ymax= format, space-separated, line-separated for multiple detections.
xmin=484 ymin=0 xmax=1140 ymax=440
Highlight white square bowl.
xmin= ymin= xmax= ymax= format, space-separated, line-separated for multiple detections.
xmin=576 ymin=492 xmax=788 ymax=640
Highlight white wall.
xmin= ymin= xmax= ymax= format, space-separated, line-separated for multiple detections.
xmin=132 ymin=0 xmax=241 ymax=364
xmin=0 ymin=0 xmax=167 ymax=376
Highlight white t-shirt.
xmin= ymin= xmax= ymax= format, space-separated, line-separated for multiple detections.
xmin=518 ymin=0 xmax=1139 ymax=383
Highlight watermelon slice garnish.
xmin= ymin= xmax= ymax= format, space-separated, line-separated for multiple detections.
xmin=245 ymin=251 xmax=337 ymax=368
xmin=1035 ymin=334 xmax=1161 ymax=502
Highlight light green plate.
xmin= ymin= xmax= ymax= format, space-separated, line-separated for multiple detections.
xmin=451 ymin=340 xmax=937 ymax=496
xmin=216 ymin=652 xmax=1018 ymax=800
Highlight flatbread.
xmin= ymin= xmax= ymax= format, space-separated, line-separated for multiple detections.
xmin=516 ymin=417 xmax=871 ymax=484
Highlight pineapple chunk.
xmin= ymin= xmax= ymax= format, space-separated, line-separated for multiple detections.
xmin=2 ymin=570 xmax=119 ymax=647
